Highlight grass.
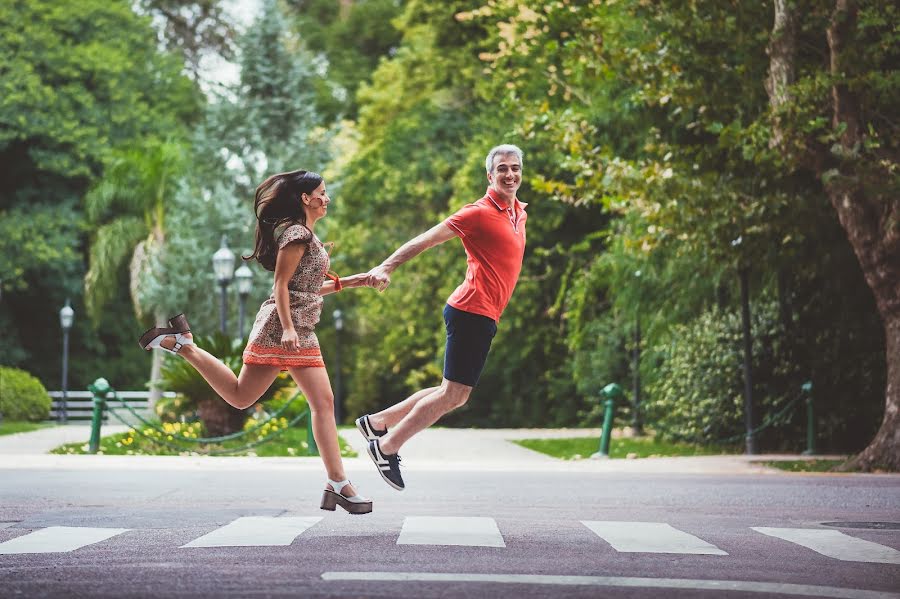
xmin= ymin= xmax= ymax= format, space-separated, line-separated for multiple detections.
xmin=513 ymin=436 xmax=735 ymax=460
xmin=760 ymin=459 xmax=845 ymax=472
xmin=51 ymin=419 xmax=357 ymax=458
xmin=0 ymin=421 xmax=54 ymax=436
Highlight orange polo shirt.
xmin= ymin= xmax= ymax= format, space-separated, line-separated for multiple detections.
xmin=443 ymin=188 xmax=528 ymax=321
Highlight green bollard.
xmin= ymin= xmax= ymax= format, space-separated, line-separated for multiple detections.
xmin=591 ymin=383 xmax=623 ymax=459
xmin=801 ymin=381 xmax=815 ymax=455
xmin=87 ymin=378 xmax=111 ymax=454
xmin=306 ymin=406 xmax=318 ymax=456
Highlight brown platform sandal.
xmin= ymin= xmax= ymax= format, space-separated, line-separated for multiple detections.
xmin=138 ymin=314 xmax=194 ymax=355
xmin=320 ymin=479 xmax=372 ymax=515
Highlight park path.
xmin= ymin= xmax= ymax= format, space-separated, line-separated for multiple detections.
xmin=0 ymin=423 xmax=845 ymax=475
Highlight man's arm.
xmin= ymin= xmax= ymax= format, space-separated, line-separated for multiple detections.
xmin=368 ymin=223 xmax=457 ymax=291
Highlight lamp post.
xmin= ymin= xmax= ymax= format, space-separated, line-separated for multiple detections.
xmin=632 ymin=270 xmax=643 ymax=436
xmin=212 ymin=236 xmax=235 ymax=334
xmin=333 ymin=309 xmax=344 ymax=424
xmin=732 ymin=235 xmax=756 ymax=455
xmin=234 ymin=263 xmax=253 ymax=340
xmin=58 ymin=299 xmax=74 ymax=424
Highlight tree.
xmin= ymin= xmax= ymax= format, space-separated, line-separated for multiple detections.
xmin=0 ymin=0 xmax=201 ymax=390
xmin=136 ymin=0 xmax=237 ymax=79
xmin=84 ymin=140 xmax=188 ymax=406
xmin=462 ymin=0 xmax=889 ymax=451
xmin=285 ymin=0 xmax=404 ymax=121
xmin=764 ymin=0 xmax=899 ymax=469
xmin=199 ymin=0 xmax=332 ymax=196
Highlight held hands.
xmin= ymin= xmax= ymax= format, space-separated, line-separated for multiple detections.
xmin=366 ymin=265 xmax=391 ymax=292
xmin=281 ymin=328 xmax=300 ymax=351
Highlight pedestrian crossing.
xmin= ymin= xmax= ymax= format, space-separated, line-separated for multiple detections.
xmin=0 ymin=517 xmax=897 ymax=565
xmin=582 ymin=521 xmax=728 ymax=555
xmin=0 ymin=526 xmax=129 ymax=555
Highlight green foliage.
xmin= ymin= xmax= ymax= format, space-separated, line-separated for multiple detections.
xmin=0 ymin=0 xmax=199 ymax=186
xmin=0 ymin=203 xmax=83 ymax=295
xmin=136 ymin=0 xmax=237 ymax=78
xmin=514 ymin=436 xmax=734 ymax=460
xmin=83 ymin=139 xmax=188 ymax=323
xmin=51 ymin=419 xmax=356 ymax=457
xmin=645 ymin=300 xmax=801 ymax=447
xmin=286 ymin=0 xmax=404 ymax=120
xmin=0 ymin=366 xmax=52 ymax=422
xmin=0 ymin=422 xmax=52 ymax=436
xmin=198 ymin=0 xmax=332 ymax=193
xmin=0 ymin=0 xmax=202 ymax=391
xmin=135 ymin=180 xmax=251 ymax=336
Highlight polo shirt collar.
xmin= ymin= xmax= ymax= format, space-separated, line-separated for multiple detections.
xmin=486 ymin=187 xmax=527 ymax=211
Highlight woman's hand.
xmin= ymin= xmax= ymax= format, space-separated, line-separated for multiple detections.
xmin=281 ymin=328 xmax=300 ymax=351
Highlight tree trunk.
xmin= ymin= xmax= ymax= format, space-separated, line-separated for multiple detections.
xmin=197 ymin=398 xmax=248 ymax=437
xmin=765 ymin=0 xmax=795 ymax=148
xmin=765 ymin=0 xmax=900 ymax=470
xmin=147 ymin=311 xmax=166 ymax=412
xmin=824 ymin=0 xmax=900 ymax=471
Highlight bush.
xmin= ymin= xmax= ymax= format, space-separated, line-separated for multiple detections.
xmin=0 ymin=366 xmax=52 ymax=421
xmin=644 ymin=299 xmax=803 ymax=447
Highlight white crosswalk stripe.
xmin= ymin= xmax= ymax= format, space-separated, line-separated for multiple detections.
xmin=0 ymin=526 xmax=129 ymax=554
xmin=582 ymin=521 xmax=728 ymax=555
xmin=181 ymin=516 xmax=322 ymax=548
xmin=1 ymin=519 xmax=897 ymax=564
xmin=752 ymin=527 xmax=900 ymax=564
xmin=397 ymin=516 xmax=505 ymax=547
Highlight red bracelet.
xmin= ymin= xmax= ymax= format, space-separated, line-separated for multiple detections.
xmin=326 ymin=272 xmax=342 ymax=292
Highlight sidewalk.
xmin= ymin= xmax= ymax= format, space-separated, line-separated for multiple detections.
xmin=0 ymin=424 xmax=854 ymax=475
xmin=0 ymin=423 xmax=131 ymax=455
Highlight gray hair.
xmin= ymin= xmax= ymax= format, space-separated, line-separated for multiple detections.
xmin=485 ymin=144 xmax=524 ymax=174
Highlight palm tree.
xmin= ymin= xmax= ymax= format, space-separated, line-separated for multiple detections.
xmin=84 ymin=139 xmax=185 ymax=409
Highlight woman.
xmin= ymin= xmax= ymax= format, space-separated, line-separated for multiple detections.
xmin=139 ymin=169 xmax=373 ymax=514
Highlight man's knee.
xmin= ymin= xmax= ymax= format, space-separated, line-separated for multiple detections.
xmin=439 ymin=381 xmax=472 ymax=410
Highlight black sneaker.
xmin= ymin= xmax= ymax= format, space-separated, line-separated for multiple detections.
xmin=367 ymin=439 xmax=404 ymax=491
xmin=356 ymin=415 xmax=386 ymax=441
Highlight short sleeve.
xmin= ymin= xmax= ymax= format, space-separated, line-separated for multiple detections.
xmin=277 ymin=224 xmax=313 ymax=250
xmin=444 ymin=204 xmax=481 ymax=238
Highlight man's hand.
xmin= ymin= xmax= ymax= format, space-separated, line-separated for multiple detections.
xmin=367 ymin=265 xmax=391 ymax=292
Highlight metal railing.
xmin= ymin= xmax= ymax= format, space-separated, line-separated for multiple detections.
xmin=83 ymin=378 xmax=318 ymax=456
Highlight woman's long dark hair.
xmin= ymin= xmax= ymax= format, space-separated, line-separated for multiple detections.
xmin=244 ymin=169 xmax=323 ymax=271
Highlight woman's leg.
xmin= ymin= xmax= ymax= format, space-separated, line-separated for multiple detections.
xmin=163 ymin=334 xmax=280 ymax=409
xmin=287 ymin=366 xmax=358 ymax=496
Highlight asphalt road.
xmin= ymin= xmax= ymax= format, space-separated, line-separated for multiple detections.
xmin=1 ymin=460 xmax=898 ymax=598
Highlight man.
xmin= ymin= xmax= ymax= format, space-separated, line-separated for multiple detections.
xmin=358 ymin=144 xmax=528 ymax=490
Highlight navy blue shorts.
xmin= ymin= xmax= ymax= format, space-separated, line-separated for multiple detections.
xmin=443 ymin=304 xmax=498 ymax=387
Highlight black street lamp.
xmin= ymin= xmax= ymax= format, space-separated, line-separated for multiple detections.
xmin=234 ymin=263 xmax=253 ymax=340
xmin=333 ymin=309 xmax=344 ymax=424
xmin=212 ymin=236 xmax=236 ymax=334
xmin=732 ymin=235 xmax=756 ymax=455
xmin=58 ymin=299 xmax=74 ymax=425
xmin=632 ymin=270 xmax=643 ymax=436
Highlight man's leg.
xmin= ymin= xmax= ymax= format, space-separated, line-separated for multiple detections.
xmin=368 ymin=386 xmax=440 ymax=431
xmin=377 ymin=379 xmax=471 ymax=455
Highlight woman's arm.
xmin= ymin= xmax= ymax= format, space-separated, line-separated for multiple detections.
xmin=319 ymin=272 xmax=369 ymax=296
xmin=273 ymin=242 xmax=305 ymax=350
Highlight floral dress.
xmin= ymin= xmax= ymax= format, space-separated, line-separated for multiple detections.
xmin=242 ymin=223 xmax=328 ymax=369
